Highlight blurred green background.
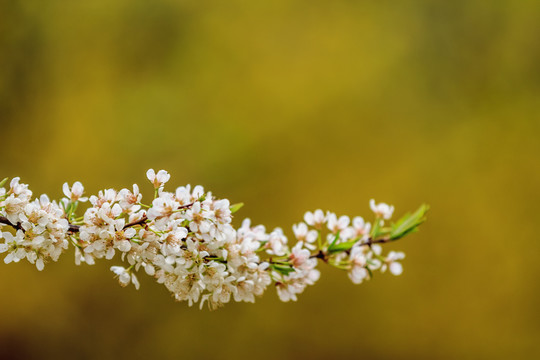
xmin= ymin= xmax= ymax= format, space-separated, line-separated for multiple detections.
xmin=1 ymin=0 xmax=539 ymax=359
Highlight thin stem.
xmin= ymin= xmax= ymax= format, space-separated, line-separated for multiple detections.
xmin=1 ymin=203 xmax=196 ymax=234
xmin=123 ymin=215 xmax=148 ymax=230
xmin=307 ymin=237 xmax=392 ymax=261
xmin=0 ymin=216 xmax=24 ymax=232
xmin=362 ymin=237 xmax=393 ymax=246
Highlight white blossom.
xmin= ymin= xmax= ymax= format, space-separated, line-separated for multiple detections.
xmin=146 ymin=169 xmax=170 ymax=188
xmin=370 ymin=199 xmax=394 ymax=220
xmin=292 ymin=222 xmax=318 ymax=249
xmin=351 ymin=216 xmax=371 ymax=240
xmin=265 ymin=228 xmax=288 ymax=256
xmin=289 ymin=242 xmax=311 ymax=269
xmin=118 ymin=184 xmax=142 ymax=212
xmin=327 ymin=213 xmax=350 ymax=234
xmin=62 ymin=181 xmax=88 ymax=202
xmin=304 ymin=209 xmax=326 ymax=229
xmin=382 ymin=251 xmax=405 ymax=276
xmin=111 ymin=266 xmax=139 ymax=289
xmin=348 ymin=246 xmax=369 ymax=284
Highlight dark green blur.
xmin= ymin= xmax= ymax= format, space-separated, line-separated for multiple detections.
xmin=1 ymin=1 xmax=539 ymax=359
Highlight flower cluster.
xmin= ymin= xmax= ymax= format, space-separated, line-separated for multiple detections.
xmin=0 ymin=170 xmax=427 ymax=309
xmin=0 ymin=178 xmax=69 ymax=270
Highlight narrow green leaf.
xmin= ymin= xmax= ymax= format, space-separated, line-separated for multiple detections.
xmin=370 ymin=220 xmax=392 ymax=240
xmin=366 ymin=266 xmax=373 ymax=279
xmin=389 ymin=204 xmax=429 ymax=240
xmin=327 ymin=231 xmax=341 ymax=250
xmin=370 ymin=218 xmax=381 ymax=238
xmin=328 ymin=240 xmax=357 ymax=253
xmin=271 ymin=263 xmax=296 ymax=275
xmin=0 ymin=177 xmax=8 ymax=188
xmin=230 ymin=202 xmax=244 ymax=214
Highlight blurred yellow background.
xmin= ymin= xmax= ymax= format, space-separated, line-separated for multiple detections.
xmin=1 ymin=0 xmax=539 ymax=359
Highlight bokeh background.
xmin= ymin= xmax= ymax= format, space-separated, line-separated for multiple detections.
xmin=1 ymin=0 xmax=539 ymax=359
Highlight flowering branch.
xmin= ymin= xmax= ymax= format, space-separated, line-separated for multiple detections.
xmin=0 ymin=170 xmax=428 ymax=310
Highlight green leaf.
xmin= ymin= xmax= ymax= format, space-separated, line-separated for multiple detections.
xmin=0 ymin=177 xmax=8 ymax=188
xmin=389 ymin=204 xmax=429 ymax=240
xmin=230 ymin=202 xmax=244 ymax=214
xmin=328 ymin=240 xmax=357 ymax=253
xmin=327 ymin=231 xmax=341 ymax=250
xmin=370 ymin=219 xmax=393 ymax=240
xmin=370 ymin=218 xmax=381 ymax=238
xmin=271 ymin=263 xmax=296 ymax=276
xmin=366 ymin=266 xmax=373 ymax=279
xmin=65 ymin=202 xmax=75 ymax=217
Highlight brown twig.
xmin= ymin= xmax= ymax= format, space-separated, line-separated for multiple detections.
xmin=2 ymin=202 xmax=196 ymax=234
xmin=122 ymin=215 xmax=148 ymax=230
xmin=362 ymin=237 xmax=392 ymax=246
xmin=178 ymin=202 xmax=195 ymax=210
xmin=0 ymin=216 xmax=24 ymax=232
xmin=310 ymin=250 xmax=328 ymax=262
xmin=308 ymin=237 xmax=392 ymax=260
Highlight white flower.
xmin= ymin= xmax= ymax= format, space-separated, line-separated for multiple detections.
xmin=62 ymin=181 xmax=88 ymax=202
xmin=292 ymin=223 xmax=317 ymax=245
xmin=75 ymin=248 xmax=95 ymax=265
xmin=146 ymin=169 xmax=170 ymax=188
xmin=275 ymin=264 xmax=320 ymax=302
xmin=276 ymin=283 xmax=298 ymax=302
xmin=9 ymin=177 xmax=31 ymax=198
xmin=326 ymin=213 xmax=350 ymax=234
xmin=110 ymin=266 xmax=139 ymax=289
xmin=118 ymin=184 xmax=142 ymax=210
xmin=160 ymin=226 xmax=188 ymax=255
xmin=381 ymin=251 xmax=405 ymax=275
xmin=211 ymin=199 xmax=232 ymax=225
xmin=348 ymin=246 xmax=369 ymax=284
xmin=191 ymin=185 xmax=205 ymax=201
xmin=3 ymin=196 xmax=26 ymax=224
xmin=370 ymin=199 xmax=394 ymax=220
xmin=289 ymin=242 xmax=311 ymax=269
xmin=349 ymin=216 xmax=371 ymax=241
xmin=304 ymin=209 xmax=326 ymax=229
xmin=266 ymin=228 xmax=288 ymax=256
xmin=147 ymin=191 xmax=178 ymax=220
xmin=175 ymin=185 xmax=192 ymax=204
